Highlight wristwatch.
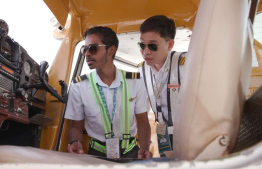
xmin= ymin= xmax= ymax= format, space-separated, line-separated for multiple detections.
xmin=140 ymin=147 xmax=149 ymax=151
xmin=68 ymin=140 xmax=80 ymax=146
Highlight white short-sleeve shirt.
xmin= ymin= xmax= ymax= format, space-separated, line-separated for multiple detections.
xmin=140 ymin=51 xmax=185 ymax=121
xmin=64 ymin=68 xmax=149 ymax=142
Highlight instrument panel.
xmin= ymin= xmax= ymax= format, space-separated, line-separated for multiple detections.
xmin=0 ymin=19 xmax=67 ymax=147
xmin=0 ymin=19 xmax=46 ymax=127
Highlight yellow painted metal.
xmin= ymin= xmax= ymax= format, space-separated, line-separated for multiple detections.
xmin=44 ymin=0 xmax=69 ymax=28
xmin=258 ymin=0 xmax=262 ymax=13
xmin=58 ymin=119 xmax=90 ymax=153
xmin=252 ymin=40 xmax=262 ymax=75
xmin=44 ymin=0 xmax=200 ymax=34
xmin=248 ymin=40 xmax=262 ymax=97
xmin=39 ymin=15 xmax=83 ymax=150
xmin=53 ymin=20 xmax=71 ymax=40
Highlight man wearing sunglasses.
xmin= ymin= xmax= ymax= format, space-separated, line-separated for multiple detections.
xmin=138 ymin=15 xmax=186 ymax=157
xmin=65 ymin=26 xmax=152 ymax=159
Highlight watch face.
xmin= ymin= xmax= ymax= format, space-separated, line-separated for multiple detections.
xmin=0 ymin=19 xmax=9 ymax=37
xmin=24 ymin=61 xmax=32 ymax=76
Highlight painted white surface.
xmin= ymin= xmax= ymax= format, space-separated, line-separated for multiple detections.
xmin=1 ymin=141 xmax=262 ymax=168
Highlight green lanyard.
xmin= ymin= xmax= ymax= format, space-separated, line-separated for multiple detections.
xmin=88 ymin=69 xmax=131 ymax=149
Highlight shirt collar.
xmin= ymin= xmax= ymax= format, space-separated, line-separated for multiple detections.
xmin=94 ymin=66 xmax=122 ymax=88
xmin=151 ymin=51 xmax=172 ymax=75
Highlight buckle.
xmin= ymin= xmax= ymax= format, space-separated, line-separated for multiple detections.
xmin=122 ymin=134 xmax=131 ymax=140
xmin=105 ymin=132 xmax=113 ymax=138
xmin=90 ymin=138 xmax=94 ymax=147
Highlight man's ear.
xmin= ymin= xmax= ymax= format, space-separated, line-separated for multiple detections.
xmin=107 ymin=45 xmax=117 ymax=58
xmin=168 ymin=39 xmax=175 ymax=51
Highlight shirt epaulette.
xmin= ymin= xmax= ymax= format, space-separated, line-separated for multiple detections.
xmin=179 ymin=56 xmax=186 ymax=65
xmin=137 ymin=61 xmax=144 ymax=68
xmin=125 ymin=72 xmax=140 ymax=79
xmin=73 ymin=75 xmax=88 ymax=83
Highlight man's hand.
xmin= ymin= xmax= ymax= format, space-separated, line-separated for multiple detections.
xmin=67 ymin=141 xmax=84 ymax=154
xmin=68 ymin=120 xmax=84 ymax=154
xmin=138 ymin=148 xmax=152 ymax=159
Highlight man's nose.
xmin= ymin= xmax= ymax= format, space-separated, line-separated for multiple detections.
xmin=85 ymin=50 xmax=91 ymax=57
xmin=143 ymin=45 xmax=152 ymax=55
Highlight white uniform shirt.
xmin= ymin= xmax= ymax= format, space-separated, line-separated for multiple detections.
xmin=150 ymin=52 xmax=171 ymax=121
xmin=140 ymin=51 xmax=186 ymax=125
xmin=65 ymin=68 xmax=149 ymax=142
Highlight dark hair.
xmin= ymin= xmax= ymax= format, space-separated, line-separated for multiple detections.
xmin=140 ymin=15 xmax=176 ymax=40
xmin=84 ymin=26 xmax=119 ymax=58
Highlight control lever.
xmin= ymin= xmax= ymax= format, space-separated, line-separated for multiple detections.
xmin=39 ymin=61 xmax=68 ymax=103
xmin=59 ymin=80 xmax=68 ymax=103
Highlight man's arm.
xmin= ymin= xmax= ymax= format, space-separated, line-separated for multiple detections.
xmin=136 ymin=112 xmax=152 ymax=159
xmin=67 ymin=120 xmax=84 ymax=154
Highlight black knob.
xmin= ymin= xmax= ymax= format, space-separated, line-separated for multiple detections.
xmin=15 ymin=88 xmax=25 ymax=96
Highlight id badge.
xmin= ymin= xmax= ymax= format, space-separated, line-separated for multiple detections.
xmin=156 ymin=123 xmax=167 ymax=135
xmin=106 ymin=138 xmax=120 ymax=158
xmin=157 ymin=125 xmax=172 ymax=154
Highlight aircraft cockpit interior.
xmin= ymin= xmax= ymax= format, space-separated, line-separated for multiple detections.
xmin=1 ymin=0 xmax=262 ymax=168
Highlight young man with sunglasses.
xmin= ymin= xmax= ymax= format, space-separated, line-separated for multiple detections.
xmin=65 ymin=26 xmax=152 ymax=159
xmin=138 ymin=15 xmax=186 ymax=156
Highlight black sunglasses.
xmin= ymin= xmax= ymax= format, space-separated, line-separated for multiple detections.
xmin=80 ymin=44 xmax=107 ymax=55
xmin=138 ymin=41 xmax=167 ymax=51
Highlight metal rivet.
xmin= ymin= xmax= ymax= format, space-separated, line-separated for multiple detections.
xmin=219 ymin=135 xmax=229 ymax=146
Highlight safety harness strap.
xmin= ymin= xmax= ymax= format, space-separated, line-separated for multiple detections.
xmin=166 ymin=51 xmax=181 ymax=126
xmin=88 ymin=69 xmax=130 ymax=149
xmin=123 ymin=138 xmax=137 ymax=154
xmin=90 ymin=138 xmax=136 ymax=154
xmin=90 ymin=138 xmax=107 ymax=154
xmin=88 ymin=72 xmax=112 ymax=138
xmin=119 ymin=70 xmax=131 ymax=149
xmin=143 ymin=62 xmax=157 ymax=113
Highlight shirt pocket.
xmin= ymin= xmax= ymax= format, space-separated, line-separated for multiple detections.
xmin=129 ymin=100 xmax=135 ymax=114
xmin=84 ymin=103 xmax=100 ymax=118
xmin=84 ymin=102 xmax=106 ymax=134
xmin=114 ymin=100 xmax=135 ymax=133
xmin=117 ymin=99 xmax=135 ymax=117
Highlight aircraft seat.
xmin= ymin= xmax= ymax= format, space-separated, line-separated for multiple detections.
xmin=234 ymin=85 xmax=262 ymax=152
xmin=173 ymin=0 xmax=254 ymax=160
